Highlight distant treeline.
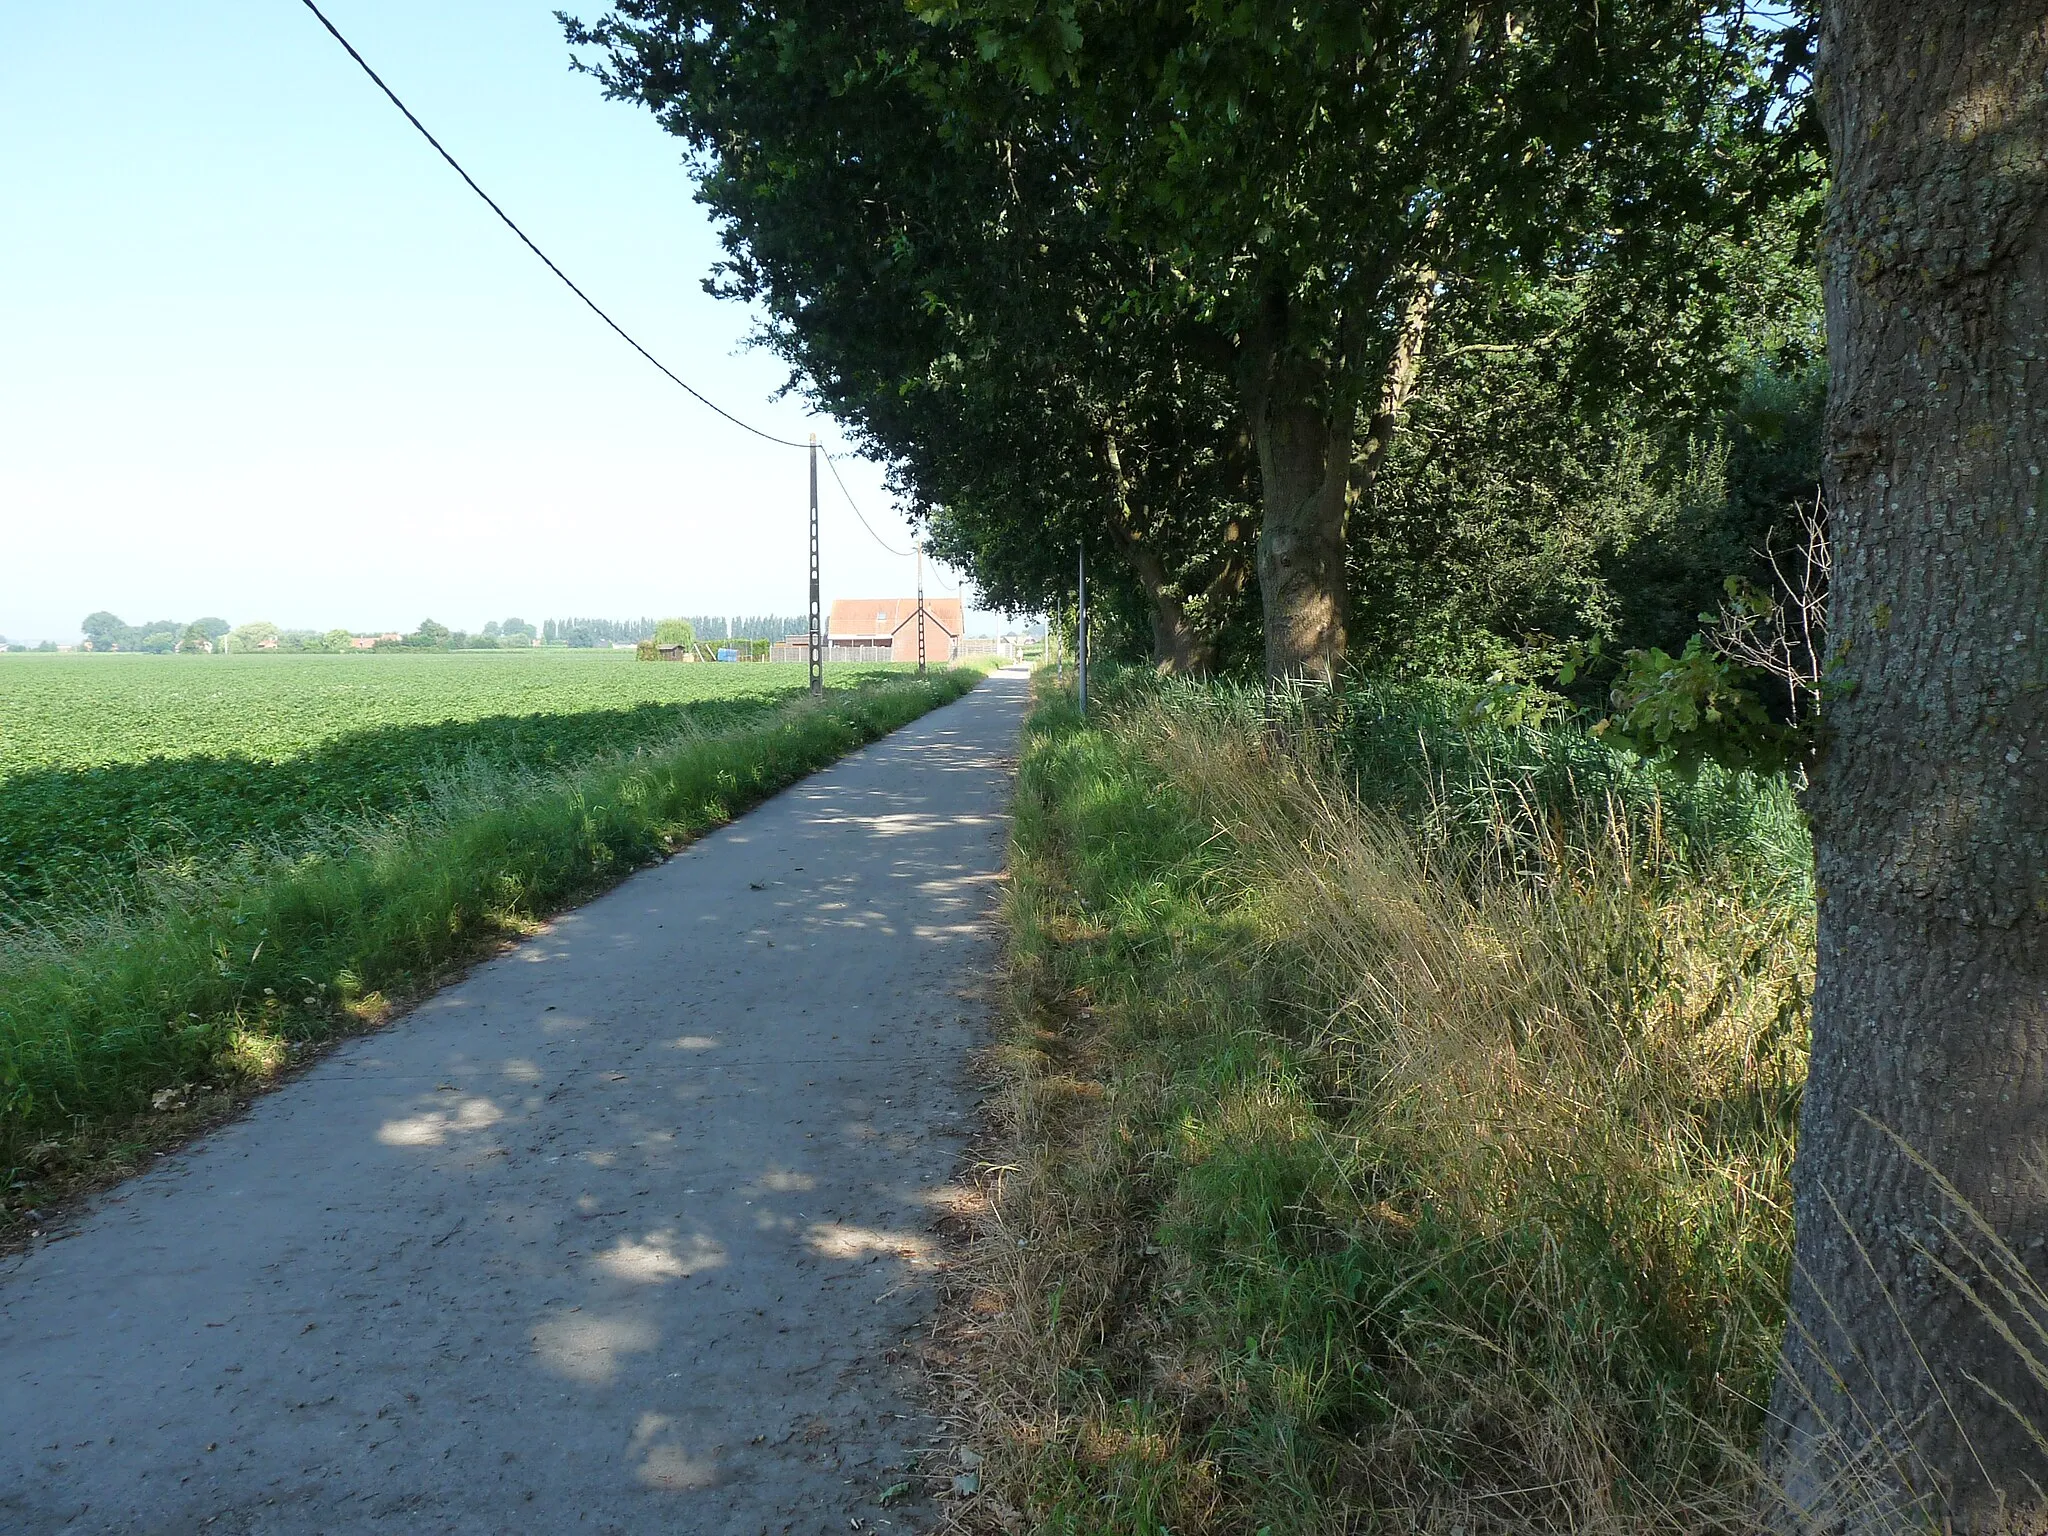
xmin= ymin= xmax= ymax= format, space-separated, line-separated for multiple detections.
xmin=52 ymin=613 xmax=813 ymax=654
xmin=542 ymin=617 xmax=652 ymax=647
xmin=69 ymin=615 xmax=542 ymax=654
xmin=681 ymin=615 xmax=806 ymax=643
xmin=78 ymin=612 xmax=229 ymax=654
xmin=543 ymin=616 xmax=805 ymax=647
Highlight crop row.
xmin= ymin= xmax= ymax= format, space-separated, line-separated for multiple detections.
xmin=0 ymin=702 xmax=798 ymax=914
xmin=0 ymin=656 xmax=910 ymax=917
xmin=0 ymin=652 xmax=900 ymax=777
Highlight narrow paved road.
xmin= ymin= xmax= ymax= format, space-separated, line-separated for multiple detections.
xmin=1 ymin=668 xmax=1028 ymax=1535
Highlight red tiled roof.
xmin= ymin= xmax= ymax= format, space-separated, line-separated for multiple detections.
xmin=826 ymin=598 xmax=963 ymax=641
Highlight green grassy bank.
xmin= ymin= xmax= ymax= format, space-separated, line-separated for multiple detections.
xmin=0 ymin=669 xmax=984 ymax=1217
xmin=951 ymin=672 xmax=1812 ymax=1533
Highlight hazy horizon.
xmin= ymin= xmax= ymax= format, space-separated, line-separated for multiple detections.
xmin=2 ymin=607 xmax=1024 ymax=648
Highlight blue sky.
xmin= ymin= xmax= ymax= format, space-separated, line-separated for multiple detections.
xmin=0 ymin=1 xmax=987 ymax=643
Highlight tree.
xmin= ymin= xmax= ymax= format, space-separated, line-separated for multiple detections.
xmin=1763 ymin=3 xmax=2048 ymax=1528
xmin=177 ymin=622 xmax=214 ymax=654
xmin=576 ymin=0 xmax=1793 ymax=682
xmin=226 ymin=621 xmax=280 ymax=653
xmin=80 ymin=611 xmax=127 ymax=651
xmin=409 ymin=619 xmax=452 ymax=650
xmin=502 ymin=617 xmax=535 ymax=642
xmin=193 ymin=617 xmax=230 ymax=646
xmin=570 ymin=0 xmax=1259 ymax=672
xmin=1344 ymin=242 xmax=1823 ymax=680
xmin=920 ymin=0 xmax=1769 ymax=681
xmin=653 ymin=618 xmax=695 ymax=647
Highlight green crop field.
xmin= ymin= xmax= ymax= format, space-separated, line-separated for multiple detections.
xmin=0 ymin=657 xmax=984 ymax=1181
xmin=0 ymin=650 xmax=905 ymax=774
xmin=0 ymin=651 xmax=906 ymax=914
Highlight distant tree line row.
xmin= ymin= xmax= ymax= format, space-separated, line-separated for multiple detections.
xmin=72 ymin=612 xmax=232 ymax=654
xmin=62 ymin=613 xmax=547 ymax=654
xmin=677 ymin=615 xmax=805 ymax=643
xmin=543 ymin=615 xmax=805 ymax=646
xmin=49 ymin=613 xmax=811 ymax=653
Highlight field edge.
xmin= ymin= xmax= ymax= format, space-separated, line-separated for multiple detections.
xmin=0 ymin=666 xmax=994 ymax=1243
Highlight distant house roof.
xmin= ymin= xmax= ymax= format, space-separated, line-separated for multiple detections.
xmin=826 ymin=597 xmax=964 ymax=642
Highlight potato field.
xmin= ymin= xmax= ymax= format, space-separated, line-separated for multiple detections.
xmin=0 ymin=651 xmax=903 ymax=915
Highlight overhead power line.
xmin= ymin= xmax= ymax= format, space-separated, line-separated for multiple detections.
xmin=822 ymin=452 xmax=911 ymax=557
xmin=299 ymin=0 xmax=949 ymax=586
xmin=297 ymin=0 xmax=809 ymax=450
xmin=825 ymin=454 xmax=965 ymax=590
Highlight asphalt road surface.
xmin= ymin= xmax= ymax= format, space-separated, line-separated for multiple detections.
xmin=1 ymin=667 xmax=1029 ymax=1535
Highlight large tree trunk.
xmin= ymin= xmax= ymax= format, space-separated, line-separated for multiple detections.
xmin=1241 ymin=277 xmax=1431 ymax=687
xmin=1242 ymin=341 xmax=1351 ymax=685
xmin=1120 ymin=532 xmax=1213 ymax=675
xmin=1764 ymin=4 xmax=2048 ymax=1530
xmin=1096 ymin=422 xmax=1217 ymax=675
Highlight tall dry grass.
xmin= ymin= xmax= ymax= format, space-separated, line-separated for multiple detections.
xmin=943 ymin=675 xmax=1813 ymax=1533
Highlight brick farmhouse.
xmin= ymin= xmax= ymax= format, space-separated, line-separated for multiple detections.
xmin=821 ymin=598 xmax=965 ymax=663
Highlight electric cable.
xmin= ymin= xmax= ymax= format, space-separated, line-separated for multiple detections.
xmin=824 ymin=454 xmax=968 ymax=590
xmin=822 ymin=452 xmax=911 ymax=557
xmin=297 ymin=0 xmax=810 ymax=450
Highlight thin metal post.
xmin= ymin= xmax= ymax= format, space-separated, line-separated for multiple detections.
xmin=1076 ymin=543 xmax=1088 ymax=720
xmin=915 ymin=539 xmax=927 ymax=675
xmin=808 ymin=436 xmax=822 ymax=697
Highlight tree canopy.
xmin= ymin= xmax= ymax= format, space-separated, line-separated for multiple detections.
xmin=568 ymin=0 xmax=1818 ymax=682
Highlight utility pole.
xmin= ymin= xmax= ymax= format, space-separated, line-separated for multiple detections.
xmin=808 ymin=435 xmax=822 ymax=698
xmin=1076 ymin=542 xmax=1088 ymax=721
xmin=914 ymin=538 xmax=927 ymax=675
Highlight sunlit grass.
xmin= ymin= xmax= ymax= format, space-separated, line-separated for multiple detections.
xmin=948 ymin=671 xmax=1811 ymax=1533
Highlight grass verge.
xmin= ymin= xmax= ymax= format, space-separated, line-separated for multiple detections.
xmin=0 ymin=668 xmax=986 ymax=1231
xmin=942 ymin=671 xmax=1811 ymax=1533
